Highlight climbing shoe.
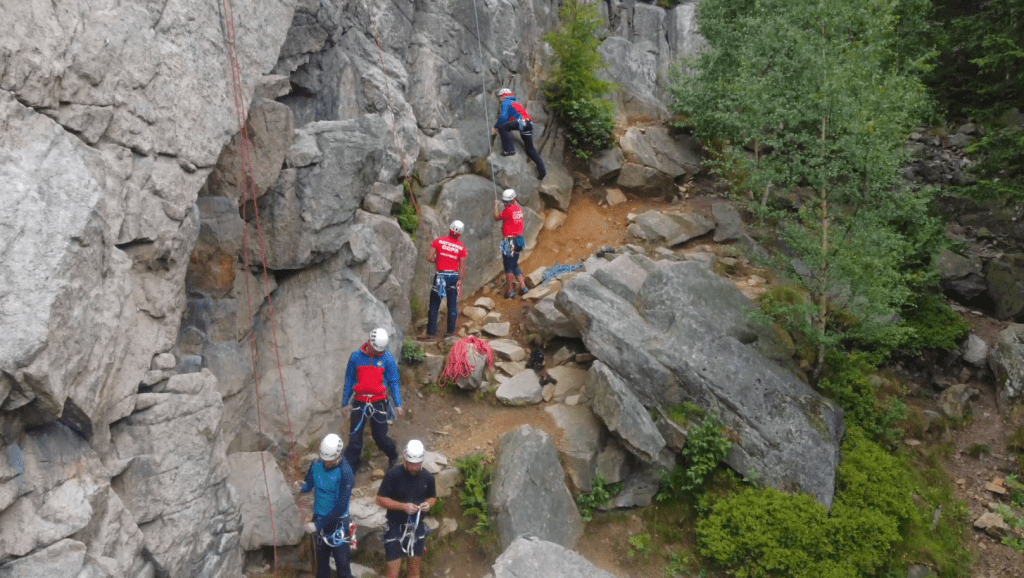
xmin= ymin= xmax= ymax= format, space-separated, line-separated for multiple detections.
xmin=538 ymin=170 xmax=546 ymax=180
xmin=504 ymin=292 xmax=515 ymax=299
xmin=519 ymin=287 xmax=528 ymax=296
xmin=501 ymin=151 xmax=516 ymax=156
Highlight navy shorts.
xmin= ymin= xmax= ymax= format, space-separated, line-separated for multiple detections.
xmin=383 ymin=521 xmax=427 ymax=561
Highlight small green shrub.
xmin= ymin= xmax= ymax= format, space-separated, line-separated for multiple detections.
xmin=627 ymin=533 xmax=651 ymax=559
xmin=818 ymin=351 xmax=906 ymax=446
xmin=967 ymin=443 xmax=991 ymax=458
xmin=994 ymin=503 xmax=1024 ymax=555
xmin=454 ymin=453 xmax=494 ymax=537
xmin=657 ymin=413 xmax=732 ymax=501
xmin=1008 ymin=474 xmax=1024 ymax=509
xmin=401 ymin=337 xmax=425 ymax=365
xmin=897 ymin=293 xmax=970 ymax=355
xmin=577 ymin=474 xmax=623 ymax=522
xmin=397 ymin=185 xmax=419 ymax=238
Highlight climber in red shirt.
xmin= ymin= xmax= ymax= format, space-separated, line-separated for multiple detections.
xmin=494 ymin=188 xmax=528 ymax=299
xmin=420 ymin=220 xmax=468 ymax=340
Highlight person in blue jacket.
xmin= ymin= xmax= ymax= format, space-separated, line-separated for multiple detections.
xmin=299 ymin=433 xmax=355 ymax=578
xmin=342 ymin=328 xmax=403 ymax=472
xmin=492 ymin=87 xmax=546 ymax=180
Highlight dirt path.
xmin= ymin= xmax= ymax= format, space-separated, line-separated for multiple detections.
xmin=288 ymin=191 xmax=1023 ymax=578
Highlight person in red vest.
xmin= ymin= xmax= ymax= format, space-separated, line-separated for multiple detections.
xmin=492 ymin=88 xmax=546 ymax=180
xmin=420 ymin=220 xmax=469 ymax=341
xmin=342 ymin=328 xmax=403 ymax=472
xmin=494 ymin=188 xmax=528 ymax=299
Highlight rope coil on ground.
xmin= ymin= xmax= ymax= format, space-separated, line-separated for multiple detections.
xmin=440 ymin=336 xmax=495 ymax=386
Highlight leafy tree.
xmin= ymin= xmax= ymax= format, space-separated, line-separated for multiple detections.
xmin=929 ymin=0 xmax=1024 ymax=117
xmin=544 ymin=0 xmax=616 ymax=157
xmin=669 ymin=0 xmax=936 ymax=380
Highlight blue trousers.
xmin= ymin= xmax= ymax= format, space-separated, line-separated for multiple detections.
xmin=427 ymin=272 xmax=459 ymax=336
xmin=343 ymin=400 xmax=397 ymax=472
xmin=313 ymin=532 xmax=351 ymax=578
xmin=497 ymin=120 xmax=546 ymax=177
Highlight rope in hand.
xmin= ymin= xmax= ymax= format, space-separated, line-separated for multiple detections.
xmin=439 ymin=336 xmax=494 ymax=386
xmin=384 ymin=508 xmax=426 ymax=557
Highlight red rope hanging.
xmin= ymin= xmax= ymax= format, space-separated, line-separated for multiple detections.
xmin=220 ymin=0 xmax=297 ymax=568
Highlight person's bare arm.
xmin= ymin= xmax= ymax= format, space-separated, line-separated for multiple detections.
xmin=427 ymin=247 xmax=437 ymax=263
xmin=376 ymin=494 xmax=421 ymax=515
xmin=494 ymin=201 xmax=502 ymax=221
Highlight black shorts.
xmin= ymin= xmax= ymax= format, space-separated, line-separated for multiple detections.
xmin=383 ymin=520 xmax=427 ymax=561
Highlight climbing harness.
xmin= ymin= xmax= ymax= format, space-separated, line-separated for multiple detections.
xmin=321 ymin=519 xmax=358 ymax=550
xmin=351 ymin=399 xmax=394 ymax=433
xmin=431 ymin=271 xmax=460 ymax=299
xmin=384 ymin=509 xmax=429 ymax=557
xmin=439 ymin=336 xmax=494 ymax=386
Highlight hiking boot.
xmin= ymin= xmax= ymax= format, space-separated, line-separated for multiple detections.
xmin=504 ymin=291 xmax=515 ymax=299
xmin=501 ymin=151 xmax=516 ymax=156
xmin=519 ymin=287 xmax=529 ymax=296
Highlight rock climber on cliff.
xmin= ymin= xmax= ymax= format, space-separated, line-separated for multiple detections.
xmin=494 ymin=188 xmax=529 ymax=299
xmin=342 ymin=328 xmax=403 ymax=472
xmin=492 ymin=87 xmax=546 ymax=180
xmin=298 ymin=433 xmax=355 ymax=578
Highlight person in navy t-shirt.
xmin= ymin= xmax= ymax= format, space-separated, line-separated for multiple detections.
xmin=420 ymin=220 xmax=468 ymax=341
xmin=376 ymin=440 xmax=437 ymax=578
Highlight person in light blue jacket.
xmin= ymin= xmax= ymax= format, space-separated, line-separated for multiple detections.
xmin=299 ymin=433 xmax=355 ymax=578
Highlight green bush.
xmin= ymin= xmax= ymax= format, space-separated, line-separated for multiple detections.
xmin=897 ymin=293 xmax=970 ymax=355
xmin=818 ymin=351 xmax=906 ymax=446
xmin=543 ymin=0 xmax=617 ymax=158
xmin=657 ymin=413 xmax=732 ymax=501
xmin=397 ymin=184 xmax=419 ymax=238
xmin=400 ymin=337 xmax=425 ymax=364
xmin=577 ymin=474 xmax=623 ymax=522
xmin=454 ymin=453 xmax=494 ymax=536
xmin=697 ymin=427 xmax=918 ymax=578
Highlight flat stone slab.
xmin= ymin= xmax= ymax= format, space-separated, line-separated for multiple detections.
xmin=483 ymin=322 xmax=511 ymax=337
xmin=496 ymin=370 xmax=543 ymax=405
xmin=490 ymin=339 xmax=526 ymax=362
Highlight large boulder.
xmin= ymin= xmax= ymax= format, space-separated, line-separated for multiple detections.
xmin=0 ymin=423 xmax=146 ymax=576
xmin=227 ymin=452 xmax=304 ymax=550
xmin=619 ymin=126 xmax=702 ymax=181
xmin=526 ymin=295 xmax=582 ymax=339
xmin=556 ymin=257 xmax=844 ymax=506
xmin=543 ymin=404 xmax=604 ymax=492
xmin=490 ymin=426 xmax=584 ymax=549
xmin=492 ymin=536 xmax=619 ymax=578
xmin=108 ymin=370 xmax=243 ymax=578
xmin=984 ymin=254 xmax=1024 ymax=321
xmin=990 ymin=324 xmax=1024 ymax=412
xmin=585 ymin=361 xmax=667 ymax=464
xmin=936 ymin=250 xmax=987 ymax=303
xmin=242 ymin=256 xmax=397 ymax=452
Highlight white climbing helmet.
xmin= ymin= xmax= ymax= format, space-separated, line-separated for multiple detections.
xmin=369 ymin=327 xmax=389 ymax=352
xmin=404 ymin=439 xmax=425 ymax=463
xmin=319 ymin=433 xmax=343 ymax=461
xmin=501 ymin=189 xmax=517 ymax=203
xmin=449 ymin=220 xmax=464 ymax=236
xmin=497 ymin=87 xmax=513 ymax=98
